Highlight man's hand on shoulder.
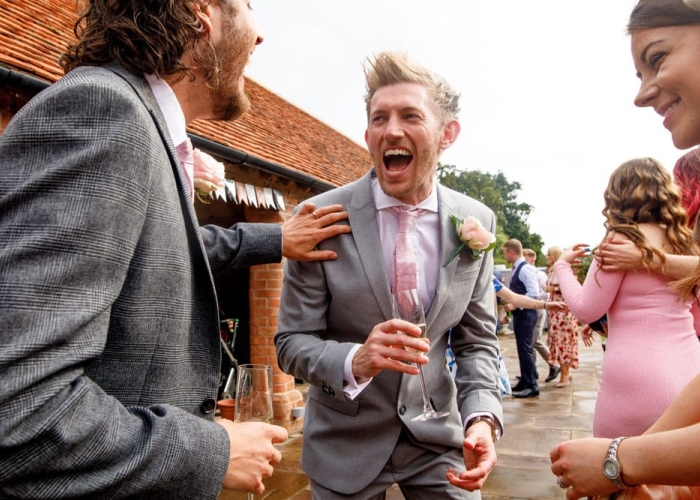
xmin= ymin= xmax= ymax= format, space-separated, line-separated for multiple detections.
xmin=282 ymin=203 xmax=351 ymax=261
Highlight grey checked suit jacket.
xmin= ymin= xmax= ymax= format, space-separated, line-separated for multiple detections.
xmin=275 ymin=170 xmax=503 ymax=495
xmin=0 ymin=63 xmax=281 ymax=499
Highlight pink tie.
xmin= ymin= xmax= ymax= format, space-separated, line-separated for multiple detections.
xmin=392 ymin=208 xmax=419 ymax=294
xmin=175 ymin=138 xmax=194 ymax=198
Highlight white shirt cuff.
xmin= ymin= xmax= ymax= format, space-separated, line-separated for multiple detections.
xmin=342 ymin=344 xmax=373 ymax=399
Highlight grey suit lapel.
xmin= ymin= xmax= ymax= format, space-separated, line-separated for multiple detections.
xmin=348 ymin=171 xmax=394 ymax=320
xmin=103 ymin=63 xmax=214 ymax=281
xmin=105 ymin=63 xmax=190 ymax=204
xmin=425 ymin=185 xmax=460 ymax=329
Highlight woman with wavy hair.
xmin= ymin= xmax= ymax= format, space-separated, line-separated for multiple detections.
xmin=553 ymin=157 xmax=700 ymax=440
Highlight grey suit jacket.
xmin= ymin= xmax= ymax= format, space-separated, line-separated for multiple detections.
xmin=275 ymin=170 xmax=502 ymax=494
xmin=0 ymin=63 xmax=281 ymax=498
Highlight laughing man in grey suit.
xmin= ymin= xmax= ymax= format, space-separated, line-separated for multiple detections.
xmin=0 ymin=1 xmax=350 ymax=498
xmin=275 ymin=52 xmax=503 ymax=499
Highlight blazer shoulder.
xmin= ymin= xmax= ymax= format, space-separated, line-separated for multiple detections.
xmin=438 ymin=183 xmax=495 ymax=219
xmin=295 ymin=170 xmax=370 ymax=212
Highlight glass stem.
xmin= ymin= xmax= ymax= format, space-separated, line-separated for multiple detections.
xmin=417 ymin=365 xmax=434 ymax=413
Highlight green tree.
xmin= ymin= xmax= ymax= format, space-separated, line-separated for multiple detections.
xmin=437 ymin=163 xmax=545 ymax=265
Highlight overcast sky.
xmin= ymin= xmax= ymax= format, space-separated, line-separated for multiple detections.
xmin=245 ymin=0 xmax=687 ymax=252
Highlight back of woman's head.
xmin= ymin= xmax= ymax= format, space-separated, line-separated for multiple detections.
xmin=546 ymin=246 xmax=563 ymax=262
xmin=59 ymin=0 xmax=209 ymax=79
xmin=628 ymin=0 xmax=700 ymax=34
xmin=603 ymin=157 xmax=693 ymax=255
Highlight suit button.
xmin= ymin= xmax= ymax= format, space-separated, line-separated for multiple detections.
xmin=201 ymin=398 xmax=216 ymax=414
xmin=399 ymin=405 xmax=406 ymax=415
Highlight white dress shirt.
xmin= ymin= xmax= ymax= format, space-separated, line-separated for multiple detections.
xmin=144 ymin=74 xmax=194 ymax=195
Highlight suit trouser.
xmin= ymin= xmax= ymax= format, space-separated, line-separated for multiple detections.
xmin=533 ymin=309 xmax=550 ymax=364
xmin=309 ymin=428 xmax=476 ymax=500
xmin=513 ymin=308 xmax=538 ymax=389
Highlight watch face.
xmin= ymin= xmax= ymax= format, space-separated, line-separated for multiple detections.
xmin=603 ymin=458 xmax=620 ymax=479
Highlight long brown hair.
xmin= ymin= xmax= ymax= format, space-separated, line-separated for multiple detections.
xmin=59 ymin=0 xmax=226 ymax=83
xmin=602 ymin=157 xmax=699 ymax=296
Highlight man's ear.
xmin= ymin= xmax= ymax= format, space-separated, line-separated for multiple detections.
xmin=438 ymin=119 xmax=461 ymax=152
xmin=195 ymin=2 xmax=214 ymax=35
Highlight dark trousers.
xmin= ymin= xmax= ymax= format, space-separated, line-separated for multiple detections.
xmin=513 ymin=308 xmax=538 ymax=389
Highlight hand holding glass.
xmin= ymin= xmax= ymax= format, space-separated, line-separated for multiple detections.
xmin=235 ymin=364 xmax=274 ymax=499
xmin=392 ymin=289 xmax=450 ymax=421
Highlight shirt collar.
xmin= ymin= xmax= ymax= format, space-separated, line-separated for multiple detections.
xmin=144 ymin=73 xmax=187 ymax=147
xmin=371 ymin=175 xmax=439 ymax=213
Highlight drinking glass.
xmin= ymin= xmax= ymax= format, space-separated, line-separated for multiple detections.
xmin=235 ymin=364 xmax=274 ymax=500
xmin=392 ymin=289 xmax=450 ymax=421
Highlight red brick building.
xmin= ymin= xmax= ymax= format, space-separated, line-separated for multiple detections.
xmin=0 ymin=0 xmax=371 ymax=432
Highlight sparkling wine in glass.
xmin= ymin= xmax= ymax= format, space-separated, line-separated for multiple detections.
xmin=392 ymin=289 xmax=450 ymax=421
xmin=235 ymin=364 xmax=274 ymax=499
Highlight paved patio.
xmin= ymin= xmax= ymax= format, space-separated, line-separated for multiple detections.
xmin=219 ymin=328 xmax=603 ymax=500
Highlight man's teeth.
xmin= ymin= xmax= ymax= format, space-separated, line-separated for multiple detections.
xmin=664 ymin=102 xmax=678 ymax=117
xmin=384 ymin=149 xmax=410 ymax=157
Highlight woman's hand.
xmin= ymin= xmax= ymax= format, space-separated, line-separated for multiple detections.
xmin=559 ymin=243 xmax=590 ymax=265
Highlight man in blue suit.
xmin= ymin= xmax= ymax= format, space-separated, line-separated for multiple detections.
xmin=503 ymin=239 xmax=542 ymax=398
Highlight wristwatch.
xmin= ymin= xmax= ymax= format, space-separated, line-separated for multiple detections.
xmin=467 ymin=415 xmax=498 ymax=443
xmin=603 ymin=437 xmax=635 ymax=488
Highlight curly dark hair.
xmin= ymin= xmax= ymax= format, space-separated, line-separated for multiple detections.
xmin=59 ymin=0 xmax=229 ymax=83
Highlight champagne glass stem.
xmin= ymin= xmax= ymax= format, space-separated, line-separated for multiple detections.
xmin=417 ymin=365 xmax=435 ymax=413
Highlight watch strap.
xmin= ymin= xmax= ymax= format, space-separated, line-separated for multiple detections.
xmin=467 ymin=415 xmax=498 ymax=443
xmin=605 ymin=437 xmax=638 ymax=489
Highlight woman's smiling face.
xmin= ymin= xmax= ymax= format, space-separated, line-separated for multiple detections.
xmin=632 ymin=25 xmax=700 ymax=149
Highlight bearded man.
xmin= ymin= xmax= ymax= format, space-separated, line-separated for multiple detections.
xmin=0 ymin=1 xmax=349 ymax=497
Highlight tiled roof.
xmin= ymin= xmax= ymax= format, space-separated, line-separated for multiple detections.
xmin=0 ymin=0 xmax=370 ymax=188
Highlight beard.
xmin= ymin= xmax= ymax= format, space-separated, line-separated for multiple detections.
xmin=198 ymin=12 xmax=255 ymax=121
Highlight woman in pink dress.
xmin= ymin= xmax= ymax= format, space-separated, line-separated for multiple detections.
xmin=553 ymin=157 xmax=700 ymax=439
xmin=544 ymin=246 xmax=580 ymax=388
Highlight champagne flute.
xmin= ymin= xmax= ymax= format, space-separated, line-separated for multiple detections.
xmin=392 ymin=289 xmax=450 ymax=421
xmin=235 ymin=364 xmax=274 ymax=500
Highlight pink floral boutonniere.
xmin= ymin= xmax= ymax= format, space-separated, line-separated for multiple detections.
xmin=443 ymin=215 xmax=497 ymax=267
xmin=192 ymin=149 xmax=226 ymax=203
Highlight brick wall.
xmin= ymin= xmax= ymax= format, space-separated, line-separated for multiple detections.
xmin=245 ymin=197 xmax=307 ymax=433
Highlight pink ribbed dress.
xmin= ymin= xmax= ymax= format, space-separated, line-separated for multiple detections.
xmin=554 ymin=259 xmax=700 ymax=438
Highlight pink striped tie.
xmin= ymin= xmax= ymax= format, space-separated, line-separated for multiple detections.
xmin=392 ymin=208 xmax=419 ymax=294
xmin=175 ymin=138 xmax=194 ymax=198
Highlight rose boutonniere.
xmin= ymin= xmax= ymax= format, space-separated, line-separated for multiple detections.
xmin=192 ymin=149 xmax=226 ymax=203
xmin=443 ymin=215 xmax=497 ymax=267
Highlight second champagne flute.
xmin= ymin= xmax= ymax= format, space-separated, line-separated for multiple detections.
xmin=392 ymin=289 xmax=450 ymax=421
xmin=235 ymin=364 xmax=274 ymax=500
